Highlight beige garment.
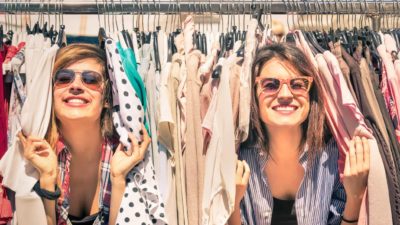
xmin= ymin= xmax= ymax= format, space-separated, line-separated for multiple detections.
xmin=199 ymin=43 xmax=219 ymax=121
xmin=0 ymin=37 xmax=59 ymax=225
xmin=329 ymin=41 xmax=358 ymax=106
xmin=184 ymin=49 xmax=205 ymax=225
xmin=238 ymin=19 xmax=258 ymax=143
xmin=202 ymin=58 xmax=224 ymax=154
xmin=230 ymin=56 xmax=244 ymax=150
xmin=359 ymin=59 xmax=391 ymax=149
xmin=201 ymin=54 xmax=237 ymax=225
xmin=173 ymin=34 xmax=189 ymax=225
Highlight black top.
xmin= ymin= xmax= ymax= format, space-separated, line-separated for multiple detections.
xmin=271 ymin=197 xmax=297 ymax=225
xmin=68 ymin=213 xmax=99 ymax=225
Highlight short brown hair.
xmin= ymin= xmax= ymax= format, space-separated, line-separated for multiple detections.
xmin=243 ymin=43 xmax=328 ymax=162
xmin=46 ymin=43 xmax=114 ymax=148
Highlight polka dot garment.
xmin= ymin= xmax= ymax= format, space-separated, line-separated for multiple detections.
xmin=105 ymin=38 xmax=168 ymax=225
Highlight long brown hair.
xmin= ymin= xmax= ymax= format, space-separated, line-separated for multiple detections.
xmin=243 ymin=43 xmax=328 ymax=161
xmin=45 ymin=43 xmax=114 ymax=148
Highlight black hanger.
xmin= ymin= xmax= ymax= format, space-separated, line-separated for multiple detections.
xmin=225 ymin=32 xmax=234 ymax=52
xmin=201 ymin=33 xmax=207 ymax=55
xmin=212 ymin=64 xmax=222 ymax=79
xmin=153 ymin=31 xmax=161 ymax=71
xmin=121 ymin=30 xmax=133 ymax=49
xmin=56 ymin=25 xmax=66 ymax=48
xmin=42 ymin=22 xmax=49 ymax=37
xmin=144 ymin=32 xmax=152 ymax=44
xmin=32 ymin=21 xmax=41 ymax=34
xmin=48 ymin=25 xmax=55 ymax=44
xmin=26 ymin=23 xmax=32 ymax=35
xmin=167 ymin=33 xmax=174 ymax=62
xmin=218 ymin=32 xmax=226 ymax=59
xmin=252 ymin=6 xmax=265 ymax=32
xmin=98 ymin=27 xmax=108 ymax=49
xmin=304 ymin=31 xmax=324 ymax=54
xmin=197 ymin=32 xmax=203 ymax=53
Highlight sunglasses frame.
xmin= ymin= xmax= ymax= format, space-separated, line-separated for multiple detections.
xmin=255 ymin=76 xmax=314 ymax=97
xmin=53 ymin=69 xmax=104 ymax=91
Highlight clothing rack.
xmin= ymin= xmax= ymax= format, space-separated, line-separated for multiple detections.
xmin=0 ymin=1 xmax=399 ymax=15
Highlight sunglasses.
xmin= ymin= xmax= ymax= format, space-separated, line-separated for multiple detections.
xmin=53 ymin=69 xmax=104 ymax=91
xmin=256 ymin=76 xmax=313 ymax=97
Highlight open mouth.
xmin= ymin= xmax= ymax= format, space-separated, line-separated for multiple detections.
xmin=272 ymin=105 xmax=299 ymax=112
xmin=64 ymin=97 xmax=90 ymax=106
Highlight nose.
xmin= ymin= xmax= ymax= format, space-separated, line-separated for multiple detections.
xmin=277 ymin=83 xmax=293 ymax=97
xmin=277 ymin=83 xmax=293 ymax=102
xmin=68 ymin=74 xmax=84 ymax=94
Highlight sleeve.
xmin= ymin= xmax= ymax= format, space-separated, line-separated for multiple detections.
xmin=239 ymin=200 xmax=249 ymax=225
xmin=327 ymin=141 xmax=346 ymax=225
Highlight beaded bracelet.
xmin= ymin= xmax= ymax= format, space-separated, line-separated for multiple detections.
xmin=33 ymin=180 xmax=61 ymax=200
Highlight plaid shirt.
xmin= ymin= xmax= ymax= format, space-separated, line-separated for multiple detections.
xmin=56 ymin=139 xmax=113 ymax=225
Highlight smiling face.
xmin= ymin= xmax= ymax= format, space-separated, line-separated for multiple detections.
xmin=256 ymin=58 xmax=311 ymax=130
xmin=53 ymin=58 xmax=105 ymax=126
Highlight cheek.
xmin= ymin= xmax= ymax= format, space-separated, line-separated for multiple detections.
xmin=257 ymin=97 xmax=274 ymax=123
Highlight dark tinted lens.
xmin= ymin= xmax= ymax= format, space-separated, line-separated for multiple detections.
xmin=54 ymin=69 xmax=74 ymax=85
xmin=82 ymin=71 xmax=102 ymax=85
xmin=290 ymin=78 xmax=309 ymax=92
xmin=81 ymin=71 xmax=102 ymax=90
xmin=260 ymin=78 xmax=280 ymax=93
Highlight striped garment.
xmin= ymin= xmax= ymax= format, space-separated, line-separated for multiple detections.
xmin=238 ymin=138 xmax=346 ymax=225
xmin=56 ymin=139 xmax=113 ymax=225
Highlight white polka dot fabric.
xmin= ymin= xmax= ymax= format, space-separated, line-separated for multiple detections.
xmin=105 ymin=38 xmax=168 ymax=225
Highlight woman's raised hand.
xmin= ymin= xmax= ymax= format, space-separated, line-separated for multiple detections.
xmin=110 ymin=124 xmax=151 ymax=181
xmin=18 ymin=132 xmax=58 ymax=181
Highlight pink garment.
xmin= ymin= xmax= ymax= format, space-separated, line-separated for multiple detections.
xmin=384 ymin=34 xmax=398 ymax=61
xmin=296 ymin=30 xmax=390 ymax=225
xmin=378 ymin=44 xmax=400 ymax=142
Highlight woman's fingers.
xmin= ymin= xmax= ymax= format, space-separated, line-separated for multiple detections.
xmin=349 ymin=138 xmax=357 ymax=175
xmin=362 ymin=137 xmax=370 ymax=173
xmin=355 ymin=136 xmax=364 ymax=173
xmin=242 ymin=161 xmax=250 ymax=184
xmin=140 ymin=124 xmax=151 ymax=156
xmin=236 ymin=160 xmax=244 ymax=182
xmin=127 ymin=132 xmax=138 ymax=156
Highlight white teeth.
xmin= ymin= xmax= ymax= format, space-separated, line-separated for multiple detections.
xmin=274 ymin=106 xmax=297 ymax=111
xmin=67 ymin=99 xmax=86 ymax=104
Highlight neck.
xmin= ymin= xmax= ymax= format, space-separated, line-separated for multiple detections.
xmin=267 ymin=125 xmax=303 ymax=161
xmin=59 ymin=121 xmax=103 ymax=162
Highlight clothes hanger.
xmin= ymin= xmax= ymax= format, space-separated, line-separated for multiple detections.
xmin=97 ymin=0 xmax=108 ymax=49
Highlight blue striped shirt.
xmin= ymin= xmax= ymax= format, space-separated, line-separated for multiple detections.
xmin=238 ymin=139 xmax=346 ymax=225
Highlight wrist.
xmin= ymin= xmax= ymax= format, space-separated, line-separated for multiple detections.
xmin=111 ymin=176 xmax=126 ymax=187
xmin=40 ymin=174 xmax=57 ymax=192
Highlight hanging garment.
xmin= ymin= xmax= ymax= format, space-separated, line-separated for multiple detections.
xmin=104 ymin=38 xmax=167 ymax=225
xmin=202 ymin=54 xmax=237 ymax=225
xmin=170 ymin=38 xmax=189 ymax=225
xmin=377 ymin=44 xmax=400 ymax=142
xmin=0 ymin=33 xmax=59 ymax=225
xmin=56 ymin=140 xmax=113 ymax=225
xmin=342 ymin=47 xmax=400 ymax=224
xmin=182 ymin=16 xmax=208 ymax=225
xmin=238 ymin=19 xmax=258 ymax=143
xmin=328 ymin=41 xmax=358 ymax=106
xmin=322 ymin=47 xmax=390 ymax=225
